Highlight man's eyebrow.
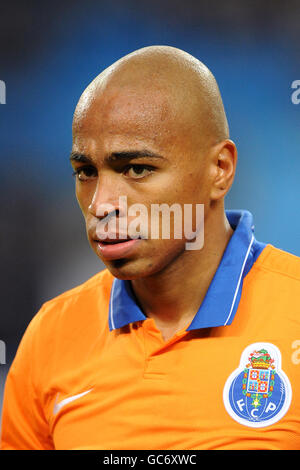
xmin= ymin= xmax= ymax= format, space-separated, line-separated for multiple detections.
xmin=69 ymin=152 xmax=93 ymax=164
xmin=69 ymin=150 xmax=167 ymax=165
xmin=108 ymin=150 xmax=166 ymax=162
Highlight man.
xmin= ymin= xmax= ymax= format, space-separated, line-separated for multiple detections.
xmin=1 ymin=46 xmax=300 ymax=450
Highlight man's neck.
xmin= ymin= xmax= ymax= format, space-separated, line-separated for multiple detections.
xmin=130 ymin=207 xmax=233 ymax=340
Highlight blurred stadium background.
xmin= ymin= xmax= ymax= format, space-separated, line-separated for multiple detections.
xmin=1 ymin=0 xmax=300 ymax=422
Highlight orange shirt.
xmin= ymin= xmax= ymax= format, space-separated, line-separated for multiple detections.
xmin=1 ymin=210 xmax=300 ymax=450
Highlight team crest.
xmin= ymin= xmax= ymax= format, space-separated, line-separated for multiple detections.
xmin=223 ymin=343 xmax=292 ymax=428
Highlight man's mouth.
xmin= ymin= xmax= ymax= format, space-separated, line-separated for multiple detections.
xmin=99 ymin=239 xmax=128 ymax=245
xmin=94 ymin=236 xmax=143 ymax=260
xmin=96 ymin=236 xmax=142 ymax=244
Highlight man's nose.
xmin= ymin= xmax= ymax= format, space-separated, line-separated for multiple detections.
xmin=88 ymin=176 xmax=123 ymax=220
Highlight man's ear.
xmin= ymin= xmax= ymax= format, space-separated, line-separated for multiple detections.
xmin=210 ymin=139 xmax=237 ymax=201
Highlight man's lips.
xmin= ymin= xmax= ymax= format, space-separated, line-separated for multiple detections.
xmin=97 ymin=238 xmax=133 ymax=244
xmin=94 ymin=234 xmax=142 ymax=243
xmin=94 ymin=236 xmax=143 ymax=260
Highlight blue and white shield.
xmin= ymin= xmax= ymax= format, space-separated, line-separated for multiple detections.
xmin=223 ymin=343 xmax=292 ymax=428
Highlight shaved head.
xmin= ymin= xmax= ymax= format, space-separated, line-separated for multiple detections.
xmin=73 ymin=45 xmax=229 ymax=150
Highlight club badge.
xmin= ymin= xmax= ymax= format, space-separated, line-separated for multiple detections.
xmin=223 ymin=343 xmax=292 ymax=428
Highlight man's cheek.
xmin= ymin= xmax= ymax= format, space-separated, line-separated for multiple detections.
xmin=76 ymin=191 xmax=90 ymax=217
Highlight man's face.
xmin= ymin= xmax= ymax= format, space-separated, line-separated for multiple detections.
xmin=71 ymin=83 xmax=213 ymax=279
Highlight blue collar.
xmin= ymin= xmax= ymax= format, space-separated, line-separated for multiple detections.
xmin=108 ymin=210 xmax=266 ymax=331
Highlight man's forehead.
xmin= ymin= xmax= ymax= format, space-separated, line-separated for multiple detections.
xmin=73 ymin=82 xmax=176 ymax=142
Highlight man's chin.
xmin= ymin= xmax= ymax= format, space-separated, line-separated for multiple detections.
xmin=91 ymin=239 xmax=186 ymax=280
xmin=100 ymin=256 xmax=160 ymax=281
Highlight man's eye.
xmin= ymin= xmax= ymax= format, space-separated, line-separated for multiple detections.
xmin=73 ymin=166 xmax=97 ymax=181
xmin=124 ymin=165 xmax=153 ymax=179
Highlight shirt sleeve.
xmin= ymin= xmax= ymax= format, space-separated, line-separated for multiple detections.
xmin=0 ymin=311 xmax=54 ymax=450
